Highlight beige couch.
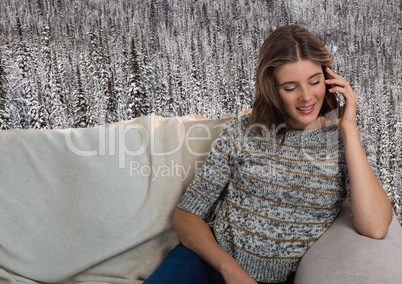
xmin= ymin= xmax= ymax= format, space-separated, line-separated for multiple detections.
xmin=0 ymin=115 xmax=401 ymax=284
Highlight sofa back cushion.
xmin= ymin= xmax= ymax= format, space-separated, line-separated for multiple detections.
xmin=0 ymin=115 xmax=229 ymax=283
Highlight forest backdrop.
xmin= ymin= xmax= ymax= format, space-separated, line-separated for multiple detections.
xmin=0 ymin=0 xmax=401 ymax=223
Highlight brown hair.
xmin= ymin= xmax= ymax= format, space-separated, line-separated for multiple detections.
xmin=250 ymin=25 xmax=333 ymax=132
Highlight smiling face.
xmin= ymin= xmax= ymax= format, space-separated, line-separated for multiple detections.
xmin=275 ymin=59 xmax=326 ymax=130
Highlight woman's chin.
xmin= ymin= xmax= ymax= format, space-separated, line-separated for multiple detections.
xmin=290 ymin=115 xmax=323 ymax=130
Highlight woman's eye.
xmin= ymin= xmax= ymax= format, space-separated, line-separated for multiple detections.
xmin=283 ymin=86 xmax=296 ymax=92
xmin=310 ymin=80 xmax=320 ymax=85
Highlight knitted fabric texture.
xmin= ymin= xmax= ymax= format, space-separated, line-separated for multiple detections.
xmin=178 ymin=114 xmax=377 ymax=283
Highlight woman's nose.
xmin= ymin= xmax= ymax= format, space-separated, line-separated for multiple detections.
xmin=299 ymin=86 xmax=312 ymax=101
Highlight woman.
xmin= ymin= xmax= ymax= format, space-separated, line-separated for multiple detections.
xmin=144 ymin=25 xmax=392 ymax=284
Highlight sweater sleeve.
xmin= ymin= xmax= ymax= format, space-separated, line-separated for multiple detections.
xmin=177 ymin=119 xmax=237 ymax=220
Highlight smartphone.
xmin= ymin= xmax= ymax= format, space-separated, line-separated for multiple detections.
xmin=323 ymin=67 xmax=345 ymax=118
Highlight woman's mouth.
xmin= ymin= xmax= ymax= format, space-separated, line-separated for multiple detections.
xmin=296 ymin=104 xmax=315 ymax=114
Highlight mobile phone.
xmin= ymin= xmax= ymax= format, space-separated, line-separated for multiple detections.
xmin=323 ymin=68 xmax=345 ymax=118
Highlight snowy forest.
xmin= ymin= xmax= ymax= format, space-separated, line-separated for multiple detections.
xmin=0 ymin=0 xmax=401 ymax=222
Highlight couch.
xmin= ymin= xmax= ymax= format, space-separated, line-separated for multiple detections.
xmin=0 ymin=114 xmax=401 ymax=284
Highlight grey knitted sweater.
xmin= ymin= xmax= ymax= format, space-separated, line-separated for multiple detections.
xmin=178 ymin=114 xmax=377 ymax=283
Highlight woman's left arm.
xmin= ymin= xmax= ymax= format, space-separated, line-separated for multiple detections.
xmin=325 ymin=67 xmax=393 ymax=239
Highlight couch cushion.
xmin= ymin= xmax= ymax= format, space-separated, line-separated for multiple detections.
xmin=295 ymin=201 xmax=402 ymax=284
xmin=0 ymin=115 xmax=229 ymax=283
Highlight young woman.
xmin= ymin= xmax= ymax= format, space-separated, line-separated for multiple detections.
xmin=144 ymin=25 xmax=392 ymax=284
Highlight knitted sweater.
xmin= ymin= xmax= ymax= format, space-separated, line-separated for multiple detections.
xmin=178 ymin=114 xmax=377 ymax=283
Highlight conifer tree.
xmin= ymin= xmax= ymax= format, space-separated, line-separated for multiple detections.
xmin=138 ymin=53 xmax=153 ymax=116
xmin=105 ymin=69 xmax=118 ymax=123
xmin=0 ymin=50 xmax=6 ymax=113
xmin=41 ymin=24 xmax=54 ymax=128
xmin=83 ymin=31 xmax=103 ymax=127
xmin=165 ymin=56 xmax=176 ymax=116
xmin=235 ymin=57 xmax=249 ymax=113
xmin=15 ymin=16 xmax=34 ymax=129
xmin=0 ymin=50 xmax=8 ymax=129
xmin=72 ymin=64 xmax=89 ymax=128
xmin=115 ymin=35 xmax=130 ymax=121
xmin=16 ymin=15 xmax=23 ymax=41
xmin=49 ymin=48 xmax=67 ymax=128
xmin=26 ymin=75 xmax=48 ymax=129
xmin=128 ymin=37 xmax=149 ymax=118
xmin=190 ymin=34 xmax=203 ymax=115
xmin=148 ymin=0 xmax=160 ymax=53
xmin=173 ymin=53 xmax=187 ymax=117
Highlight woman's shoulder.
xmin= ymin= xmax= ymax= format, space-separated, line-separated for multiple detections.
xmin=222 ymin=113 xmax=252 ymax=133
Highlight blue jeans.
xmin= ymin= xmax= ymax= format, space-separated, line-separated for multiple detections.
xmin=144 ymin=244 xmax=295 ymax=284
xmin=144 ymin=243 xmax=225 ymax=284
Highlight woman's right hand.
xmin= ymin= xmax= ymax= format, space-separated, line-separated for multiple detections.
xmin=220 ymin=264 xmax=258 ymax=284
xmin=173 ymin=208 xmax=257 ymax=284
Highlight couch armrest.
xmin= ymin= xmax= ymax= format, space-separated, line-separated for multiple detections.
xmin=295 ymin=201 xmax=402 ymax=284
